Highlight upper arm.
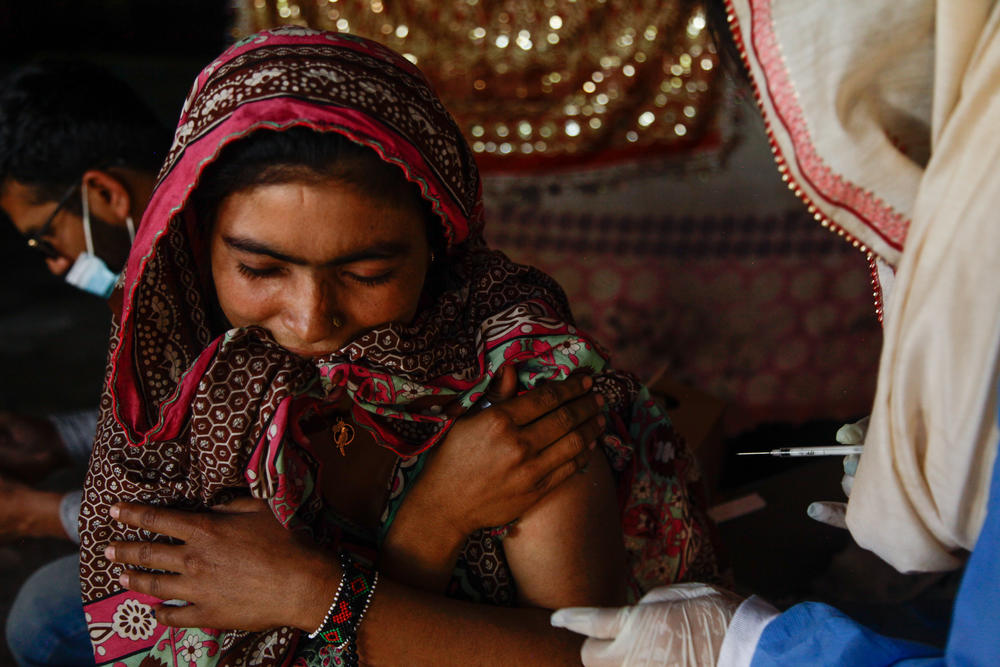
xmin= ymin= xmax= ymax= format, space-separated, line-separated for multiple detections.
xmin=503 ymin=452 xmax=627 ymax=609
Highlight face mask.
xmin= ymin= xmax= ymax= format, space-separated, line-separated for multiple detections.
xmin=63 ymin=182 xmax=135 ymax=299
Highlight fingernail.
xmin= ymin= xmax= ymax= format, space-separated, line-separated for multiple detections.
xmin=844 ymin=456 xmax=859 ymax=476
xmin=550 ymin=608 xmax=587 ymax=628
xmin=589 ymin=440 xmax=597 ymax=450
xmin=109 ymin=504 xmax=120 ymax=519
xmin=120 ymin=572 xmax=130 ymax=587
xmin=595 ymin=394 xmax=605 ymax=406
xmin=598 ymin=414 xmax=606 ymax=427
xmin=105 ymin=545 xmax=116 ymax=560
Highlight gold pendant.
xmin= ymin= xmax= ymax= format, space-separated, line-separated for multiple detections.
xmin=332 ymin=418 xmax=356 ymax=457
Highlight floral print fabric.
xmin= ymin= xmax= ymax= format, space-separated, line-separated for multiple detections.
xmin=79 ymin=27 xmax=717 ymax=666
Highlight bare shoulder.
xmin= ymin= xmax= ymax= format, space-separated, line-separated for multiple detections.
xmin=503 ymin=452 xmax=627 ymax=608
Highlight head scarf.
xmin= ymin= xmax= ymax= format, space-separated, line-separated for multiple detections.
xmin=79 ymin=27 xmax=716 ymax=665
xmin=727 ymin=0 xmax=1000 ymax=572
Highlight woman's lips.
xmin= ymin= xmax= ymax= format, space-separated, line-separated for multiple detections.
xmin=283 ymin=345 xmax=337 ymax=359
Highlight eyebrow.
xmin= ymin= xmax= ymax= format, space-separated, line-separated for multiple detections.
xmin=222 ymin=235 xmax=411 ymax=266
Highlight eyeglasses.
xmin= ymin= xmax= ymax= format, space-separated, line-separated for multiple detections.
xmin=24 ymin=181 xmax=80 ymax=260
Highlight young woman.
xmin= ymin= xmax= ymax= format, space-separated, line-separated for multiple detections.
xmin=80 ymin=28 xmax=716 ymax=666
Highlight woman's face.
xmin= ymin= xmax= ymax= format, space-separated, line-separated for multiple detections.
xmin=210 ymin=178 xmax=431 ymax=357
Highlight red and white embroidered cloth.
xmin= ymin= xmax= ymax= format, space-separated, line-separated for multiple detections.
xmin=728 ymin=0 xmax=1000 ymax=573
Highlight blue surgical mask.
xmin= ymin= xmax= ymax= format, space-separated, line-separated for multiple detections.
xmin=64 ymin=252 xmax=118 ymax=299
xmin=63 ymin=182 xmax=134 ymax=299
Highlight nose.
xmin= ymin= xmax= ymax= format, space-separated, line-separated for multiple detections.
xmin=45 ymin=254 xmax=73 ymax=277
xmin=283 ymin=274 xmax=338 ymax=347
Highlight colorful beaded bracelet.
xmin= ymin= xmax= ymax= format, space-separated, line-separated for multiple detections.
xmin=308 ymin=551 xmax=379 ymax=650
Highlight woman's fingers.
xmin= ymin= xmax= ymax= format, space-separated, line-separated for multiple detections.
xmin=500 ymin=374 xmax=594 ymax=426
xmin=106 ymin=540 xmax=186 ymax=574
xmin=119 ymin=569 xmax=189 ymax=602
xmin=535 ymin=458 xmax=584 ymax=497
xmin=152 ymin=602 xmax=200 ymax=628
xmin=521 ymin=390 xmax=605 ymax=453
xmin=152 ymin=602 xmax=224 ymax=629
xmin=483 ymin=364 xmax=519 ymax=405
xmin=111 ymin=502 xmax=204 ymax=541
xmin=210 ymin=496 xmax=267 ymax=514
xmin=533 ymin=413 xmax=606 ymax=481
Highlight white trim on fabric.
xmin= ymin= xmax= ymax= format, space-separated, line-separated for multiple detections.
xmin=717 ymin=595 xmax=780 ymax=667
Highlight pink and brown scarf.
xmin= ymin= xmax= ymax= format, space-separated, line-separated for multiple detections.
xmin=79 ymin=27 xmax=716 ymax=666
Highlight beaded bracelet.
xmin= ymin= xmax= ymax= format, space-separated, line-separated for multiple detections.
xmin=307 ymin=565 xmax=347 ymax=640
xmin=308 ymin=551 xmax=379 ymax=650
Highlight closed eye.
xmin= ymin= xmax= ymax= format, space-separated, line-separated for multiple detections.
xmin=237 ymin=263 xmax=283 ymax=279
xmin=344 ymin=270 xmax=394 ymax=287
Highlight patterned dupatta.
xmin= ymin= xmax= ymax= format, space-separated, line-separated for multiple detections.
xmin=79 ymin=27 xmax=715 ymax=666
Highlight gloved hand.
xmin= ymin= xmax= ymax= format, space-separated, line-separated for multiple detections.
xmin=550 ymin=583 xmax=744 ymax=667
xmin=806 ymin=415 xmax=868 ymax=528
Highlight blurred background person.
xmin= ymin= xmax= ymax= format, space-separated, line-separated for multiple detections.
xmin=0 ymin=60 xmax=169 ymax=665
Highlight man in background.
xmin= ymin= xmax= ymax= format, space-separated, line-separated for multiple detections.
xmin=0 ymin=60 xmax=168 ymax=666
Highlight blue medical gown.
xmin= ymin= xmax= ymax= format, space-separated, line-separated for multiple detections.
xmin=751 ymin=415 xmax=1000 ymax=665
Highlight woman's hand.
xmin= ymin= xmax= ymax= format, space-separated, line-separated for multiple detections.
xmin=105 ymin=497 xmax=338 ymax=632
xmin=382 ymin=368 xmax=606 ymax=590
xmin=419 ymin=367 xmax=605 ymax=538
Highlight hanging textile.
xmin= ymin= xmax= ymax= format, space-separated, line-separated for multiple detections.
xmin=231 ymin=0 xmax=721 ymax=171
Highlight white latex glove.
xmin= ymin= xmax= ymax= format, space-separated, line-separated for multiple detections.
xmin=806 ymin=416 xmax=868 ymax=528
xmin=550 ymin=583 xmax=743 ymax=667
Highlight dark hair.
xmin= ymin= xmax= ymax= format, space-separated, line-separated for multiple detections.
xmin=0 ymin=61 xmax=170 ymax=203
xmin=703 ymin=0 xmax=751 ymax=85
xmin=192 ymin=127 xmax=446 ymax=257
